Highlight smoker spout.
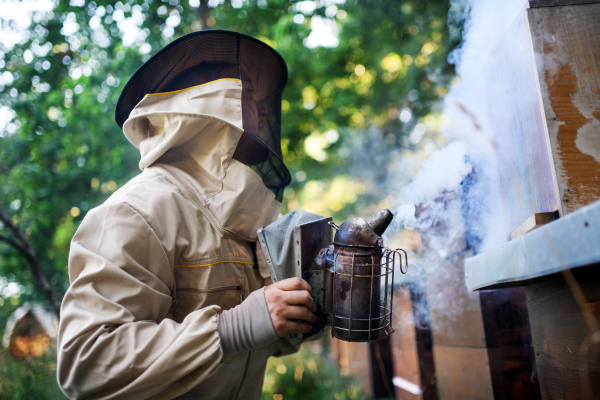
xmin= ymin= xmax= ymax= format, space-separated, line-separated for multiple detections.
xmin=333 ymin=209 xmax=394 ymax=248
xmin=365 ymin=209 xmax=394 ymax=236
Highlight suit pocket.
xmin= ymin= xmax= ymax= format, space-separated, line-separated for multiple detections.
xmin=174 ymin=285 xmax=243 ymax=322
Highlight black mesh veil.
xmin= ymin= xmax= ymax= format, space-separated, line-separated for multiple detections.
xmin=115 ymin=30 xmax=291 ymax=201
xmin=115 ymin=31 xmax=240 ymax=121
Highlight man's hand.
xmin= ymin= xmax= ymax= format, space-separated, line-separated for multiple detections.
xmin=264 ymin=278 xmax=316 ymax=337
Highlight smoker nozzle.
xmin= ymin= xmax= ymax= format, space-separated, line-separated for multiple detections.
xmin=333 ymin=208 xmax=394 ymax=248
xmin=365 ymin=209 xmax=394 ymax=236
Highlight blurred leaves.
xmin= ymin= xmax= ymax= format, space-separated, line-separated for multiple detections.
xmin=0 ymin=0 xmax=458 ymax=398
xmin=262 ymin=344 xmax=368 ymax=400
xmin=0 ymin=0 xmax=457 ymax=310
xmin=0 ymin=346 xmax=65 ymax=399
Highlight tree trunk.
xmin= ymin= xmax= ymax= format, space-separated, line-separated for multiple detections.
xmin=0 ymin=207 xmax=62 ymax=317
xmin=197 ymin=0 xmax=211 ymax=30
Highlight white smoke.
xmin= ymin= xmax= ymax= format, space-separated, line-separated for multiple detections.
xmin=385 ymin=0 xmax=530 ymax=331
xmin=314 ymin=0 xmax=531 ymax=333
xmin=403 ymin=142 xmax=471 ymax=209
xmin=389 ymin=0 xmax=530 ymax=253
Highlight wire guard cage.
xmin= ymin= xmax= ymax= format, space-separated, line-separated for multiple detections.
xmin=325 ymin=247 xmax=408 ymax=342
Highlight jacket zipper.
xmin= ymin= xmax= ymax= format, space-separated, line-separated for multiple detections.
xmin=178 ymin=285 xmax=244 ymax=301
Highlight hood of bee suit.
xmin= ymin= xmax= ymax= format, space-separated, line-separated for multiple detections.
xmin=116 ymin=31 xmax=292 ymax=241
xmin=121 ymin=78 xmax=281 ymax=242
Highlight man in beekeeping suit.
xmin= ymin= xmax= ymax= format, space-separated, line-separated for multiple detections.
xmin=57 ymin=30 xmax=316 ymax=399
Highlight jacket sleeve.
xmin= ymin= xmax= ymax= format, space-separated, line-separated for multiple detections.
xmin=57 ymin=201 xmax=223 ymax=400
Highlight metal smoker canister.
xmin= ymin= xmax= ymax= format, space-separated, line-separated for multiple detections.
xmin=326 ymin=209 xmax=394 ymax=342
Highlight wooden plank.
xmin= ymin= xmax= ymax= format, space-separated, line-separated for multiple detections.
xmin=530 ymin=313 xmax=600 ymax=374
xmin=390 ymin=287 xmax=422 ymax=400
xmin=479 ymin=288 xmax=541 ymax=398
xmin=390 ymin=285 xmax=438 ymax=400
xmin=525 ymin=266 xmax=600 ymax=399
xmin=483 ymin=8 xmax=561 ymax=235
xmin=465 ymin=201 xmax=600 ymax=291
xmin=479 ymin=287 xmax=533 ymax=348
xmin=418 ymin=191 xmax=541 ymax=398
xmin=370 ymin=336 xmax=397 ymax=399
xmin=434 ymin=346 xmax=493 ymax=400
xmin=537 ymin=366 xmax=600 ymax=399
xmin=528 ymin=4 xmax=600 ymax=215
xmin=529 ymin=0 xmax=600 ymax=7
xmin=524 ymin=265 xmax=600 ymax=317
xmin=488 ymin=346 xmax=542 ymax=399
xmin=510 ymin=211 xmax=559 ymax=240
xmin=425 ymin=252 xmax=487 ymax=348
xmin=408 ymin=284 xmax=438 ymax=400
xmin=417 ymin=196 xmax=487 ymax=348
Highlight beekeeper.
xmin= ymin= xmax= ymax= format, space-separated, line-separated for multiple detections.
xmin=57 ymin=30 xmax=316 ymax=400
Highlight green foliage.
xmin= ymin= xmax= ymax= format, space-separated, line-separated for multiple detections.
xmin=262 ymin=344 xmax=368 ymax=400
xmin=0 ymin=341 xmax=363 ymax=400
xmin=0 ymin=0 xmax=457 ymax=310
xmin=0 ymin=347 xmax=65 ymax=400
xmin=0 ymin=0 xmax=458 ymax=397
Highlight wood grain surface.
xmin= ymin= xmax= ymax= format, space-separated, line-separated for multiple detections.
xmin=487 ymin=346 xmax=542 ymax=399
xmin=525 ymin=266 xmax=600 ymax=399
xmin=528 ymin=4 xmax=600 ymax=215
xmin=510 ymin=211 xmax=559 ymax=240
xmin=390 ymin=284 xmax=438 ymax=400
xmin=390 ymin=286 xmax=423 ymax=400
xmin=483 ymin=8 xmax=561 ymax=234
xmin=425 ymin=252 xmax=487 ymax=348
xmin=417 ymin=193 xmax=540 ymax=398
xmin=529 ymin=0 xmax=600 ymax=7
xmin=434 ymin=346 xmax=493 ymax=399
xmin=408 ymin=284 xmax=438 ymax=400
xmin=480 ymin=288 xmax=542 ymax=399
xmin=479 ymin=288 xmax=532 ymax=348
xmin=370 ymin=336 xmax=397 ymax=399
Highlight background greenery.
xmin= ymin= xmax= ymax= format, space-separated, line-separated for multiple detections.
xmin=0 ymin=0 xmax=460 ymax=398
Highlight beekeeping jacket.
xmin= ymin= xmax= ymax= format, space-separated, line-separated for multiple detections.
xmin=57 ymin=31 xmax=297 ymax=400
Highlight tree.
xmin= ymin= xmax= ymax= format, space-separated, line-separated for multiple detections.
xmin=0 ymin=0 xmax=458 ymax=318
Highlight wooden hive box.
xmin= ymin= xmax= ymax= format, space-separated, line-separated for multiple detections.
xmin=389 ymin=283 xmax=437 ymax=400
xmin=483 ymin=0 xmax=600 ymax=239
xmin=416 ymin=191 xmax=541 ymax=399
xmin=477 ymin=1 xmax=600 ymax=398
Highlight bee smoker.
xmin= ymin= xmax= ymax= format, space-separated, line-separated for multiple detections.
xmin=257 ymin=209 xmax=408 ymax=342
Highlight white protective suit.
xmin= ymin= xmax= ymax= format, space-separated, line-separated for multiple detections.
xmin=57 ymin=78 xmax=301 ymax=399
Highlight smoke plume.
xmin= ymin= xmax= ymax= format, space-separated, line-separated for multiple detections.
xmin=382 ymin=0 xmax=530 ymax=330
xmin=389 ymin=0 xmax=531 ymax=253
